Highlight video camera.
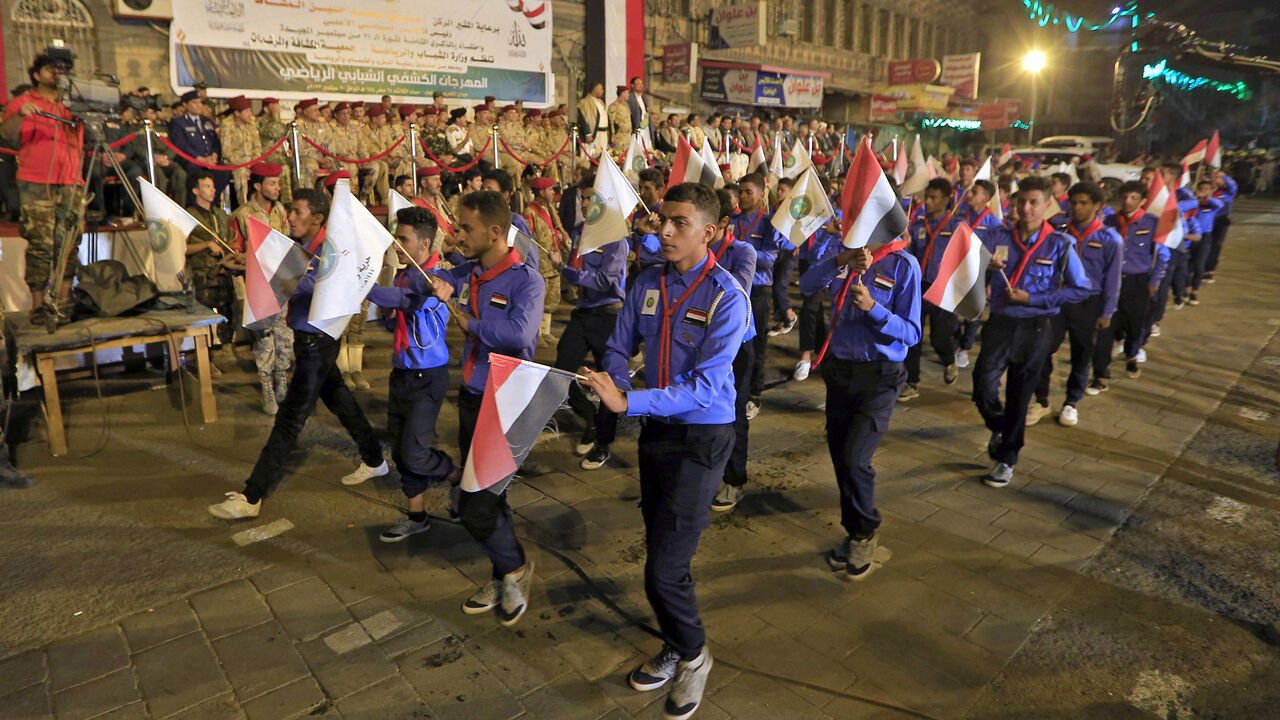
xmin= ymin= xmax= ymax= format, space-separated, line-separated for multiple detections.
xmin=44 ymin=39 xmax=122 ymax=119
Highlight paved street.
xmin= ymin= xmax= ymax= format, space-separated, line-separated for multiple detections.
xmin=1 ymin=198 xmax=1278 ymax=720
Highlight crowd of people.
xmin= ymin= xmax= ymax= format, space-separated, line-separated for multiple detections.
xmin=1 ymin=50 xmax=1246 ymax=720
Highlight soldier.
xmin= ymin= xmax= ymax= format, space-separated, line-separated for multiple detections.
xmin=257 ymin=97 xmax=293 ymax=203
xmin=496 ymin=104 xmax=529 ymax=181
xmin=543 ymin=110 xmax=572 ymax=185
xmin=468 ymin=103 xmax=496 ymax=163
xmin=608 ymin=86 xmax=633 ymax=154
xmin=329 ymin=102 xmax=367 ymax=192
xmin=169 ymin=90 xmax=229 ymax=199
xmin=185 ymin=170 xmax=240 ymax=375
xmin=446 ymin=107 xmax=472 ymax=158
xmin=524 ymin=176 xmax=568 ymax=341
xmin=220 ymin=95 xmax=262 ymax=207
xmin=294 ymin=98 xmax=331 ymax=190
xmin=422 ymin=107 xmax=455 ymax=169
xmin=364 ymin=104 xmax=394 ymax=206
xmin=231 ymin=162 xmax=292 ymax=413
xmin=411 ymin=166 xmax=456 ymax=252
xmin=391 ymin=104 xmax=418 ymax=179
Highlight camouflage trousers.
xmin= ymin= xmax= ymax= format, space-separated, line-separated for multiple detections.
xmin=19 ymin=181 xmax=83 ymax=292
xmin=341 ymin=299 xmax=369 ymax=346
xmin=231 ymin=167 xmax=250 ymax=207
xmin=253 ymin=310 xmax=294 ymax=398
xmin=541 ymin=271 xmax=561 ymax=316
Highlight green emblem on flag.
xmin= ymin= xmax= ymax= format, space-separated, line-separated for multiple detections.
xmin=783 ymin=153 xmax=797 ymax=169
xmin=317 ymin=239 xmax=340 ymax=279
xmin=631 ymin=155 xmax=647 ymax=172
xmin=584 ymin=191 xmax=607 ymax=224
xmin=146 ymin=220 xmax=170 ymax=254
xmin=789 ymin=195 xmax=813 ymax=220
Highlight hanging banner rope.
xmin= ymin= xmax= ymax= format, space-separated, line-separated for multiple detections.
xmin=300 ymin=134 xmax=405 ymax=164
xmin=156 ymin=133 xmax=290 ymax=171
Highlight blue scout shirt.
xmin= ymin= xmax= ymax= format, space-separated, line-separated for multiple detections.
xmin=367 ymin=268 xmax=450 ymax=370
xmin=708 ymin=231 xmax=758 ymax=296
xmin=629 ymin=203 xmax=665 ymax=270
xmin=563 ymin=225 xmax=628 ymax=310
xmin=603 ymin=253 xmax=750 ymax=425
xmin=1105 ymin=210 xmax=1169 ymax=283
xmin=800 ymin=226 xmax=842 ymax=265
xmin=798 ymin=244 xmax=922 ymax=362
xmin=1213 ymin=174 xmax=1238 ymax=216
xmin=963 ymin=204 xmax=1002 ymax=234
xmin=908 ymin=212 xmax=963 ymax=285
xmin=729 ymin=208 xmax=793 ymax=287
xmin=435 ymin=250 xmax=544 ymax=395
xmin=981 ymin=223 xmax=1091 ymax=318
xmin=1191 ymin=197 xmax=1224 ymax=240
xmin=1064 ymin=218 xmax=1123 ymax=319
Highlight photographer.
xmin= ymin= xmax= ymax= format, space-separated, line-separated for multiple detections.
xmin=1 ymin=52 xmax=85 ymax=319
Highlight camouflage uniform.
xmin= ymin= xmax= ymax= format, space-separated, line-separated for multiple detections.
xmin=422 ymin=126 xmax=452 ymax=169
xmin=296 ymin=117 xmax=330 ymax=190
xmin=524 ymin=200 xmax=564 ymax=317
xmin=608 ymin=101 xmax=632 ymax=153
xmin=364 ymin=123 xmax=394 ymax=205
xmin=386 ymin=124 xmax=412 ymax=180
xmin=231 ymin=199 xmax=292 ymax=410
xmin=328 ymin=121 xmax=366 ymax=186
xmin=19 ymin=182 xmax=83 ymax=293
xmin=542 ymin=125 xmax=572 ymax=185
xmin=257 ymin=115 xmax=293 ymax=203
xmin=497 ymin=119 xmax=529 ymax=181
xmin=186 ymin=203 xmax=235 ymax=345
xmin=220 ymin=116 xmax=262 ymax=207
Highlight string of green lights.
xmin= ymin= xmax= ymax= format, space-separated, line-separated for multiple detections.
xmin=1020 ymin=0 xmax=1138 ymax=32
xmin=1142 ymin=59 xmax=1252 ymax=100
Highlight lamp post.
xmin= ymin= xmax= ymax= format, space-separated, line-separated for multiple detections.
xmin=1023 ymin=50 xmax=1046 ymax=144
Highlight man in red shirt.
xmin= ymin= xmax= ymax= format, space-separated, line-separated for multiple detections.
xmin=0 ymin=53 xmax=85 ymax=319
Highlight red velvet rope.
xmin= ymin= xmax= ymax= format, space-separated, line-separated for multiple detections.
xmin=419 ymin=136 xmax=491 ymax=172
xmin=497 ymin=134 xmax=573 ymax=168
xmin=156 ymin=133 xmax=290 ymax=171
xmin=300 ymin=134 xmax=404 ymax=164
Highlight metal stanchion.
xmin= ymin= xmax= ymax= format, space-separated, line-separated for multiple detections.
xmin=290 ymin=121 xmax=303 ymax=182
xmin=143 ymin=119 xmax=156 ymax=184
xmin=492 ymin=125 xmax=500 ymax=167
xmin=409 ymin=122 xmax=419 ymax=191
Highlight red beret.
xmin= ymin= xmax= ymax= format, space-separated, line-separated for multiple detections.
xmin=475 ymin=104 xmax=491 ymax=112
xmin=485 ymin=96 xmax=496 ymax=104
xmin=319 ymin=103 xmax=331 ymax=112
xmin=368 ymin=105 xmax=386 ymax=117
xmin=398 ymin=104 xmax=417 ymax=117
xmin=227 ymin=95 xmax=250 ymax=111
xmin=530 ymin=177 xmax=555 ymax=190
xmin=249 ymin=162 xmax=282 ymax=177
xmin=546 ymin=110 xmax=563 ymax=118
xmin=334 ymin=101 xmax=350 ymax=112
xmin=351 ymin=101 xmax=364 ymax=109
xmin=260 ymin=97 xmax=279 ymax=105
xmin=422 ymin=107 xmax=438 ymax=115
xmin=501 ymin=105 xmax=517 ymax=113
xmin=296 ymin=98 xmax=318 ymax=110
xmin=526 ymin=108 xmax=542 ymax=117
xmin=421 ymin=166 xmax=442 ymax=177
xmin=323 ymin=170 xmax=352 ymax=188
xmin=617 ymin=85 xmax=627 ymax=92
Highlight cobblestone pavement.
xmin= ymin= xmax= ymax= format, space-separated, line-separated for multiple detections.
xmin=1 ymin=199 xmax=1277 ymax=720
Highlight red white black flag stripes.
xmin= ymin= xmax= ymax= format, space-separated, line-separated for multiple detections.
xmin=668 ymin=135 xmax=721 ymax=188
xmin=242 ymin=216 xmax=311 ymax=330
xmin=839 ymin=137 xmax=909 ymax=249
xmin=462 ymin=355 xmax=574 ymax=495
xmin=922 ymin=221 xmax=990 ymax=321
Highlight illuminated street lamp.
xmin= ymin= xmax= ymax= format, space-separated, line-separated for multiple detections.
xmin=1023 ymin=50 xmax=1046 ymax=142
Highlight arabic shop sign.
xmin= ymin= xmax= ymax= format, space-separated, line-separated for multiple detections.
xmin=170 ymin=0 xmax=554 ymax=102
xmin=700 ymin=65 xmax=824 ymax=108
xmin=707 ymin=2 xmax=767 ymax=49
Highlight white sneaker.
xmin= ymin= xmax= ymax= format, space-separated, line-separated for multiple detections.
xmin=956 ymin=349 xmax=971 ymax=369
xmin=982 ymin=462 xmax=1014 ymax=488
xmin=341 ymin=460 xmax=389 ymax=486
xmin=745 ymin=399 xmax=760 ymax=420
xmin=461 ymin=580 xmax=500 ymax=615
xmin=793 ymin=360 xmax=811 ymax=381
xmin=1136 ymin=348 xmax=1147 ymax=363
xmin=207 ymin=492 xmax=261 ymax=520
xmin=1058 ymin=404 xmax=1079 ymax=426
xmin=1025 ymin=403 xmax=1050 ymax=426
xmin=1150 ymin=323 xmax=1161 ymax=338
xmin=497 ymin=561 xmax=534 ymax=627
xmin=1113 ymin=341 xmax=1124 ymax=358
xmin=664 ymin=647 xmax=713 ymax=720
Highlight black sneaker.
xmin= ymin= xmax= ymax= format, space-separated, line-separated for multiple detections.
xmin=628 ymin=645 xmax=681 ymax=691
xmin=664 ymin=648 xmax=713 ymax=720
xmin=1085 ymin=378 xmax=1108 ymax=395
xmin=825 ymin=535 xmax=878 ymax=578
xmin=987 ymin=431 xmax=1003 ymax=460
xmin=579 ymin=444 xmax=610 ymax=470
xmin=1126 ymin=358 xmax=1141 ymax=378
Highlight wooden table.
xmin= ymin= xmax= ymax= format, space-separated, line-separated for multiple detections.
xmin=7 ymin=304 xmax=226 ymax=456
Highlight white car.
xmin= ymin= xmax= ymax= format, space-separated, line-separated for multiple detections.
xmin=1033 ymin=136 xmax=1116 ymax=154
xmin=1007 ymin=147 xmax=1142 ymax=192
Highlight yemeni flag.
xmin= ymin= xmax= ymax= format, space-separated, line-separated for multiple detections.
xmin=839 ymin=137 xmax=909 ymax=249
xmin=462 ymin=354 xmax=574 ymax=495
xmin=668 ymin=135 xmax=719 ymax=188
xmin=243 ymin=216 xmax=311 ymax=330
xmin=308 ymin=179 xmax=393 ymax=338
xmin=771 ymin=167 xmax=835 ymax=246
xmin=1144 ymin=171 xmax=1185 ymax=249
xmin=1178 ymin=163 xmax=1192 ymax=189
xmin=997 ymin=144 xmax=1012 ymax=167
xmin=747 ymin=133 xmax=766 ymax=175
xmin=1182 ymin=139 xmax=1207 ymax=167
xmin=923 ymin=221 xmax=990 ymax=320
xmin=892 ymin=139 xmax=908 ymax=186
xmin=1205 ymin=130 xmax=1222 ymax=169
xmin=580 ymin=151 xmax=641 ymax=254
xmin=698 ymin=138 xmax=726 ymax=188
xmin=139 ymin=177 xmax=199 ymax=293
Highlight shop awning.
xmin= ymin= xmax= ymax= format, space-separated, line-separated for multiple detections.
xmin=699 ymin=60 xmax=829 ymax=108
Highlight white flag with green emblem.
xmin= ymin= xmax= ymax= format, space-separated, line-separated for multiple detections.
xmin=771 ymin=167 xmax=834 ymax=246
xmin=308 ymin=180 xmax=393 ymax=339
xmin=579 ymin=151 xmax=641 ymax=254
xmin=138 ymin=177 xmax=198 ymax=292
xmin=622 ymin=133 xmax=649 ymax=187
xmin=783 ymin=138 xmax=812 ymax=179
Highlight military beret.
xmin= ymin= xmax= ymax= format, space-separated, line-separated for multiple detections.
xmin=323 ymin=170 xmax=352 ymax=188
xmin=501 ymin=105 xmax=517 ymax=113
xmin=227 ymin=95 xmax=250 ymax=111
xmin=421 ymin=166 xmax=442 ymax=177
xmin=546 ymin=110 xmax=563 ymax=118
xmin=450 ymin=108 xmax=468 ymax=120
xmin=399 ymin=104 xmax=417 ymax=117
xmin=530 ymin=176 xmax=555 ymax=190
xmin=526 ymin=108 xmax=542 ymax=117
xmin=475 ymin=104 xmax=491 ymax=112
xmin=485 ymin=96 xmax=497 ymax=104
xmin=260 ymin=97 xmax=279 ymax=105
xmin=180 ymin=90 xmax=200 ymax=103
xmin=334 ymin=101 xmax=350 ymax=112
xmin=249 ymin=162 xmax=283 ymax=177
xmin=368 ymin=104 xmax=386 ymax=117
xmin=296 ymin=98 xmax=318 ymax=110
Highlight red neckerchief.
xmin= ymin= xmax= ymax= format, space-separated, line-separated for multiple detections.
xmin=393 ymin=269 xmax=412 ymax=356
xmin=1067 ymin=217 xmax=1104 ymax=258
xmin=656 ymin=252 xmax=717 ymax=388
xmin=812 ymin=238 xmax=910 ymax=369
xmin=919 ymin=214 xmax=950 ymax=272
xmin=731 ymin=209 xmax=765 ymax=244
xmin=305 ymin=227 xmax=326 ymax=255
xmin=966 ymin=207 xmax=990 ymax=228
xmin=712 ymin=228 xmax=735 ymax=263
xmin=1006 ymin=221 xmax=1055 ymax=290
xmin=1114 ymin=207 xmax=1146 ymax=241
xmin=462 ymin=249 xmax=521 ymax=383
xmin=525 ymin=201 xmax=562 ymax=252
xmin=424 ymin=251 xmax=440 ymax=269
xmin=421 ymin=197 xmax=455 ymax=236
